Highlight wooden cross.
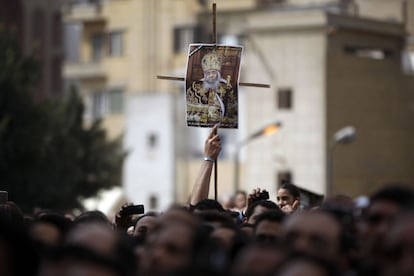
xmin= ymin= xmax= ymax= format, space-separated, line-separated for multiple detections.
xmin=157 ymin=3 xmax=271 ymax=200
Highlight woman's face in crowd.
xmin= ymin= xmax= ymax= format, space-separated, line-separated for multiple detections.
xmin=235 ymin=193 xmax=247 ymax=209
xmin=277 ymin=188 xmax=295 ymax=209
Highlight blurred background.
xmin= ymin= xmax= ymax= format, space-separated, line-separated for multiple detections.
xmin=1 ymin=0 xmax=414 ymax=215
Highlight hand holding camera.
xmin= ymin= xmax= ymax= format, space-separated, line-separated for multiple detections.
xmin=115 ymin=203 xmax=145 ymax=231
xmin=247 ymin=188 xmax=270 ymax=206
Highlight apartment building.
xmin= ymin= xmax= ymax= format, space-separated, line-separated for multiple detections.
xmin=63 ymin=0 xmax=414 ymax=209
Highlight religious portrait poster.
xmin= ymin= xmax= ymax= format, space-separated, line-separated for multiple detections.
xmin=185 ymin=44 xmax=243 ymax=129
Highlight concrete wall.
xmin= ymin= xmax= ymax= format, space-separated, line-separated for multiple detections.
xmin=326 ymin=14 xmax=414 ymax=196
xmin=123 ymin=93 xmax=176 ymax=210
xmin=239 ymin=10 xmax=328 ymax=197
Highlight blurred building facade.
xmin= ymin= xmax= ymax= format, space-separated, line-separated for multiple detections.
xmin=0 ymin=0 xmax=64 ymax=100
xmin=63 ymin=0 xmax=414 ymax=209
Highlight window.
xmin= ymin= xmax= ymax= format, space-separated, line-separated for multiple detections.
xmin=277 ymin=88 xmax=292 ymax=109
xmin=92 ymin=89 xmax=124 ymax=118
xmin=91 ymin=33 xmax=104 ymax=61
xmin=109 ymin=31 xmax=124 ymax=57
xmin=149 ymin=195 xmax=158 ymax=210
xmin=147 ymin=133 xmax=158 ymax=149
xmin=173 ymin=25 xmax=206 ymax=53
xmin=108 ymin=89 xmax=124 ymax=114
xmin=64 ymin=23 xmax=81 ymax=63
xmin=344 ymin=45 xmax=393 ymax=60
xmin=92 ymin=91 xmax=107 ymax=119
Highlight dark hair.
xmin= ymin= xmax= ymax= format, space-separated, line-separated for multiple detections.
xmin=245 ymin=200 xmax=279 ymax=219
xmin=279 ymin=182 xmax=301 ymax=199
xmin=193 ymin=199 xmax=225 ymax=212
xmin=132 ymin=211 xmax=158 ymax=226
xmin=74 ymin=210 xmax=111 ymax=226
xmin=254 ymin=210 xmax=286 ymax=227
xmin=0 ymin=201 xmax=25 ymax=229
xmin=196 ymin=210 xmax=235 ymax=227
xmin=34 ymin=212 xmax=72 ymax=236
xmin=370 ymin=185 xmax=414 ymax=209
xmin=319 ymin=206 xmax=356 ymax=254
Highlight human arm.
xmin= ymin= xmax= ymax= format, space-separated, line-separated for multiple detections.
xmin=189 ymin=125 xmax=221 ymax=206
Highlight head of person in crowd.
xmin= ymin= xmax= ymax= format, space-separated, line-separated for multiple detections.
xmin=234 ymin=190 xmax=247 ymax=211
xmin=62 ymin=220 xmax=137 ymax=276
xmin=0 ymin=210 xmax=39 ymax=276
xmin=254 ymin=209 xmax=286 ymax=245
xmin=209 ymin=220 xmax=249 ymax=261
xmin=277 ymin=182 xmax=301 ymax=214
xmin=231 ymin=243 xmax=285 ymax=276
xmin=0 ymin=201 xmax=25 ymax=229
xmin=244 ymin=199 xmax=279 ymax=225
xmin=320 ymin=195 xmax=358 ymax=271
xmin=132 ymin=212 xmax=158 ymax=244
xmin=196 ymin=210 xmax=234 ymax=229
xmin=73 ymin=210 xmax=113 ymax=228
xmin=282 ymin=210 xmax=345 ymax=268
xmin=38 ymin=244 xmax=129 ymax=276
xmin=361 ymin=185 xmax=414 ymax=261
xmin=142 ymin=213 xmax=223 ymax=276
xmin=276 ymin=253 xmax=338 ymax=276
xmin=221 ymin=194 xmax=235 ymax=210
xmin=29 ymin=211 xmax=72 ymax=253
xmin=192 ymin=198 xmax=225 ymax=213
xmin=239 ymin=223 xmax=255 ymax=237
xmin=383 ymin=210 xmax=414 ymax=276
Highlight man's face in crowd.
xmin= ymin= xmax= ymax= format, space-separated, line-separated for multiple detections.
xmin=133 ymin=215 xmax=157 ymax=240
xmin=232 ymin=245 xmax=284 ymax=276
xmin=384 ymin=213 xmax=414 ymax=276
xmin=362 ymin=199 xmax=401 ymax=257
xmin=282 ymin=212 xmax=341 ymax=262
xmin=247 ymin=205 xmax=270 ymax=225
xmin=204 ymin=69 xmax=219 ymax=84
xmin=255 ymin=220 xmax=283 ymax=244
xmin=145 ymin=223 xmax=194 ymax=275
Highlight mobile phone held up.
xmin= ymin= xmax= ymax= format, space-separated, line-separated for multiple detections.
xmin=257 ymin=191 xmax=269 ymax=201
xmin=120 ymin=205 xmax=145 ymax=216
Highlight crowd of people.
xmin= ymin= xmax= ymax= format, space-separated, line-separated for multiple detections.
xmin=1 ymin=125 xmax=413 ymax=276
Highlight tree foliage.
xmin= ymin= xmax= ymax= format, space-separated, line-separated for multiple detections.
xmin=0 ymin=30 xmax=125 ymax=212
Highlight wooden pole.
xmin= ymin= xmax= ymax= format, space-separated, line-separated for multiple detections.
xmin=212 ymin=3 xmax=217 ymax=45
xmin=156 ymin=76 xmax=270 ymax=88
xmin=212 ymin=3 xmax=218 ymax=201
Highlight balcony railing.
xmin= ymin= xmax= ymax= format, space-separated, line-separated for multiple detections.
xmin=64 ymin=62 xmax=107 ymax=79
xmin=64 ymin=0 xmax=105 ymax=23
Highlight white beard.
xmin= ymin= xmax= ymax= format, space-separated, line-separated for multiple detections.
xmin=203 ymin=80 xmax=220 ymax=91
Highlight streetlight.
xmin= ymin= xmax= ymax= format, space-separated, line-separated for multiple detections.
xmin=233 ymin=121 xmax=282 ymax=191
xmin=326 ymin=126 xmax=356 ymax=196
